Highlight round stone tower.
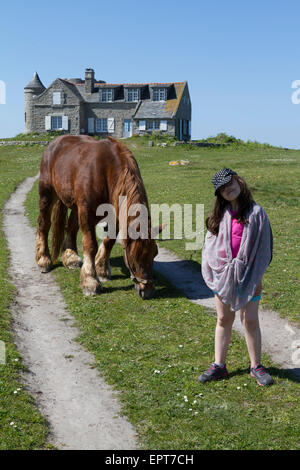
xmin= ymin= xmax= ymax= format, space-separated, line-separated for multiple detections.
xmin=24 ymin=72 xmax=45 ymax=134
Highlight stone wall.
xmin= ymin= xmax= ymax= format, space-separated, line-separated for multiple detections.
xmin=174 ymin=83 xmax=192 ymax=140
xmin=85 ymin=102 xmax=138 ymax=138
xmin=25 ymin=76 xmax=191 ymax=140
xmin=27 ymin=79 xmax=81 ymax=134
xmin=134 ymin=119 xmax=176 ymax=137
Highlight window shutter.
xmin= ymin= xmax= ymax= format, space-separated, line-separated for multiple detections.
xmin=62 ymin=116 xmax=69 ymax=130
xmin=160 ymin=120 xmax=167 ymax=131
xmin=88 ymin=117 xmax=95 ymax=133
xmin=53 ymin=92 xmax=61 ymax=105
xmin=107 ymin=118 xmax=115 ymax=133
xmin=139 ymin=120 xmax=146 ymax=131
xmin=45 ymin=116 xmax=51 ymax=130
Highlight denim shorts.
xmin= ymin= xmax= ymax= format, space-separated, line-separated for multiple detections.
xmin=213 ymin=291 xmax=262 ymax=302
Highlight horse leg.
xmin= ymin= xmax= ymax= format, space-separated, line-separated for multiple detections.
xmin=78 ymin=205 xmax=102 ymax=295
xmin=61 ymin=207 xmax=82 ymax=269
xmin=35 ymin=188 xmax=55 ymax=273
xmin=95 ymin=237 xmax=116 ymax=281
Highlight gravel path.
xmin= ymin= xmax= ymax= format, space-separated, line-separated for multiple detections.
xmin=3 ymin=175 xmax=138 ymax=450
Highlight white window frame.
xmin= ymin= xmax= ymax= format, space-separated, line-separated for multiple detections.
xmin=127 ymin=88 xmax=139 ymax=102
xmin=160 ymin=120 xmax=167 ymax=131
xmin=96 ymin=118 xmax=108 ymax=132
xmin=153 ymin=88 xmax=166 ymax=101
xmin=51 ymin=115 xmax=63 ymax=130
xmin=146 ymin=120 xmax=160 ymax=130
xmin=139 ymin=120 xmax=146 ymax=131
xmin=52 ymin=91 xmax=61 ymax=105
xmin=100 ymin=88 xmax=113 ymax=102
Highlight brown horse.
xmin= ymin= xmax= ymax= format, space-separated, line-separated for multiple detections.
xmin=35 ymin=135 xmax=159 ymax=299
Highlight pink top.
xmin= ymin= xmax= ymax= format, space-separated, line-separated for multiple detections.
xmin=230 ymin=209 xmax=244 ymax=258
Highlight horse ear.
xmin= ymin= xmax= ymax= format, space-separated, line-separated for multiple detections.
xmin=151 ymin=223 xmax=167 ymax=238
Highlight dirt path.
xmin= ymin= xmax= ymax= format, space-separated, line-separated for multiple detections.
xmin=3 ymin=176 xmax=138 ymax=450
xmin=154 ymin=248 xmax=300 ymax=381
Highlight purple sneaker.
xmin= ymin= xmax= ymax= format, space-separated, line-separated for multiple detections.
xmin=198 ymin=363 xmax=229 ymax=383
xmin=250 ymin=364 xmax=274 ymax=386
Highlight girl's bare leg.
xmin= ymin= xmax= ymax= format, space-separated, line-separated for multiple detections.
xmin=240 ymin=282 xmax=262 ymax=367
xmin=214 ymin=295 xmax=236 ymax=364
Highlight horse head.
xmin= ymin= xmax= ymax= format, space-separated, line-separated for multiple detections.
xmin=123 ymin=237 xmax=158 ymax=300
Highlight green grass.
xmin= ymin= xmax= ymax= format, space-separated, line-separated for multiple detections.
xmin=23 ymin=137 xmax=300 ymax=450
xmin=0 ymin=146 xmax=50 ymax=449
xmin=0 ymin=131 xmax=62 ymax=141
xmin=126 ymin=136 xmax=300 ymax=325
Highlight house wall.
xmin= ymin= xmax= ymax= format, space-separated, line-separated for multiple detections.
xmin=133 ymin=119 xmax=176 ymax=137
xmin=174 ymin=83 xmax=192 ymax=140
xmin=84 ymin=102 xmax=138 ymax=137
xmin=25 ymin=75 xmax=191 ymax=139
xmin=28 ymin=79 xmax=81 ymax=134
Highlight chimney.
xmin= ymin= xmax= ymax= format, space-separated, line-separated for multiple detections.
xmin=85 ymin=68 xmax=95 ymax=94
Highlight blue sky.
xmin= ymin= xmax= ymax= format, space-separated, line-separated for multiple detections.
xmin=0 ymin=0 xmax=300 ymax=148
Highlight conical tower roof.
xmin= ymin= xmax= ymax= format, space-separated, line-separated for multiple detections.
xmin=24 ymin=72 xmax=45 ymax=91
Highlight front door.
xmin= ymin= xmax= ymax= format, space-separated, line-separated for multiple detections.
xmin=123 ymin=119 xmax=132 ymax=138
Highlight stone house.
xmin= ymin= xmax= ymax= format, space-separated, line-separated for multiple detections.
xmin=24 ymin=68 xmax=191 ymax=140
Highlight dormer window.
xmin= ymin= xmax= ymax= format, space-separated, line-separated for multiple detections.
xmin=127 ymin=88 xmax=139 ymax=102
xmin=153 ymin=88 xmax=167 ymax=101
xmin=100 ymin=88 xmax=113 ymax=102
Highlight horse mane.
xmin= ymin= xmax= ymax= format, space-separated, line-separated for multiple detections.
xmin=106 ymin=137 xmax=152 ymax=245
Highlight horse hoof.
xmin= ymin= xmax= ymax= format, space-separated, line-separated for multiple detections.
xmin=62 ymin=249 xmax=82 ymax=269
xmin=98 ymin=275 xmax=111 ymax=282
xmin=40 ymin=266 xmax=52 ymax=273
xmin=37 ymin=257 xmax=52 ymax=273
xmin=81 ymin=277 xmax=102 ymax=296
xmin=66 ymin=260 xmax=83 ymax=270
xmin=82 ymin=285 xmax=102 ymax=296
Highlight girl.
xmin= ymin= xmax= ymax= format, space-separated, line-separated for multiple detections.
xmin=199 ymin=168 xmax=273 ymax=386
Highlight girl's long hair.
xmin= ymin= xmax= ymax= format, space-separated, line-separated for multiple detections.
xmin=206 ymin=175 xmax=255 ymax=235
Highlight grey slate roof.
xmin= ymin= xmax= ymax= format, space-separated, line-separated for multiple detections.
xmin=133 ymin=101 xmax=172 ymax=119
xmin=25 ymin=72 xmax=45 ymax=91
xmin=134 ymin=82 xmax=186 ymax=119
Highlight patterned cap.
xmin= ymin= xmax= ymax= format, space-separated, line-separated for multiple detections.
xmin=212 ymin=168 xmax=237 ymax=195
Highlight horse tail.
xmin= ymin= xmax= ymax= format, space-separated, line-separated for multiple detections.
xmin=51 ymin=199 xmax=67 ymax=262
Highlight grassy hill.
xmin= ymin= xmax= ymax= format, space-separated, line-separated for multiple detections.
xmin=1 ymin=134 xmax=300 ymax=449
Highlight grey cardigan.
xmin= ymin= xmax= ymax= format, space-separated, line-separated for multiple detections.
xmin=201 ymin=202 xmax=273 ymax=311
